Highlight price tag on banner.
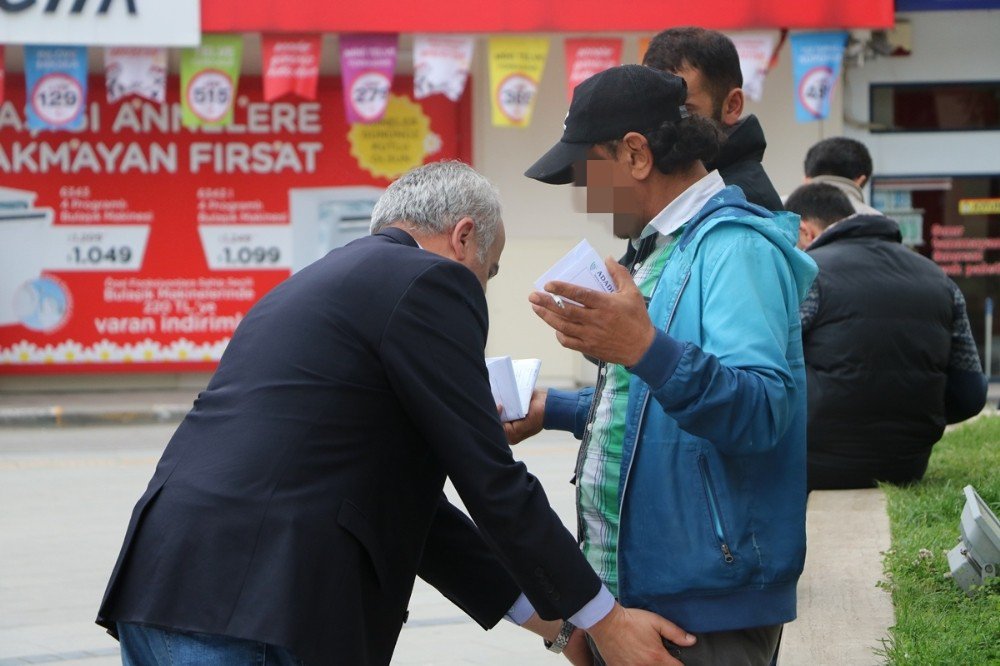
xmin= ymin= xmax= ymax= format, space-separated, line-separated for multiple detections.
xmin=43 ymin=225 xmax=150 ymax=272
xmin=340 ymin=33 xmax=398 ymax=124
xmin=31 ymin=73 xmax=85 ymax=127
xmin=488 ymin=37 xmax=549 ymax=127
xmin=24 ymin=45 xmax=88 ymax=131
xmin=790 ymin=32 xmax=847 ymax=123
xmin=186 ymin=70 xmax=235 ymax=123
xmin=350 ymin=72 xmax=392 ymax=121
xmin=496 ymin=74 xmax=537 ymax=124
xmin=797 ymin=67 xmax=834 ymax=118
xmin=180 ymin=35 xmax=243 ymax=128
xmin=198 ymin=225 xmax=293 ymax=271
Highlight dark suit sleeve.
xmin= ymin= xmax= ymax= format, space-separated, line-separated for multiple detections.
xmin=380 ymin=260 xmax=602 ymax=621
xmin=418 ymin=496 xmax=522 ymax=629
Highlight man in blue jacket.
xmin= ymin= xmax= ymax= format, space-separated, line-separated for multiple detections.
xmin=511 ymin=65 xmax=817 ymax=665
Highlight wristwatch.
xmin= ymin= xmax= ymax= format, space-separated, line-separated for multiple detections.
xmin=543 ymin=620 xmax=577 ymax=653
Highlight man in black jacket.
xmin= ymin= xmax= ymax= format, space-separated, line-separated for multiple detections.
xmin=786 ymin=183 xmax=988 ymax=490
xmin=96 ymin=161 xmax=693 ymax=665
xmin=643 ymin=27 xmax=783 ymax=212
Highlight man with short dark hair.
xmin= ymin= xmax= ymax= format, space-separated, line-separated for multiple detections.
xmin=512 ymin=65 xmax=818 ymax=666
xmin=785 ymin=181 xmax=856 ymax=248
xmin=803 ymin=137 xmax=881 ymax=215
xmin=785 ymin=182 xmax=988 ymax=491
xmin=643 ymin=27 xmax=783 ymax=211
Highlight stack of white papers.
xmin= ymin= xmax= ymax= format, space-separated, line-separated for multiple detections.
xmin=534 ymin=239 xmax=616 ymax=306
xmin=485 ymin=356 xmax=542 ymax=422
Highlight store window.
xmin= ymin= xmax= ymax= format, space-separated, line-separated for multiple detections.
xmin=873 ymin=175 xmax=1000 ymax=377
xmin=870 ymin=81 xmax=1000 ymax=132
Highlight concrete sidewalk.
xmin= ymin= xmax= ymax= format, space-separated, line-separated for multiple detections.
xmin=0 ymin=420 xmax=899 ymax=666
xmin=777 ymin=489 xmax=895 ymax=665
xmin=2 ymin=385 xmax=990 ymax=664
xmin=0 ymin=389 xmax=200 ymax=427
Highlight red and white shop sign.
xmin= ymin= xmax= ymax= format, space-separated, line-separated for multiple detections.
xmin=0 ymin=75 xmax=470 ymax=374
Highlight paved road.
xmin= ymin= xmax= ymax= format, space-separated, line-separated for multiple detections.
xmin=0 ymin=424 xmax=583 ymax=665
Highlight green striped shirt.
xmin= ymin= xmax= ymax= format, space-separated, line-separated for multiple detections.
xmin=575 ymin=233 xmax=680 ymax=595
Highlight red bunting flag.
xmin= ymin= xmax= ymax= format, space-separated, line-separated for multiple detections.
xmin=262 ymin=34 xmax=322 ymax=102
xmin=565 ymin=38 xmax=622 ymax=102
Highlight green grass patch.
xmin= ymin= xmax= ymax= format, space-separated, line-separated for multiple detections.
xmin=879 ymin=415 xmax=1000 ymax=665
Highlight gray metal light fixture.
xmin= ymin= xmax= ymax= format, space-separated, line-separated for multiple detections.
xmin=947 ymin=485 xmax=1000 ymax=596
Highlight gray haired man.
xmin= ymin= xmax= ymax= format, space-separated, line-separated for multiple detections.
xmin=97 ymin=161 xmax=694 ymax=666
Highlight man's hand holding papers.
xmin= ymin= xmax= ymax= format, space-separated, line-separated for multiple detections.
xmin=533 ymin=239 xmax=617 ymax=306
xmin=530 ymin=256 xmax=655 ymax=368
xmin=486 ymin=356 xmax=541 ymax=422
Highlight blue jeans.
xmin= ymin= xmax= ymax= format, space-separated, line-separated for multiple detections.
xmin=117 ymin=622 xmax=303 ymax=666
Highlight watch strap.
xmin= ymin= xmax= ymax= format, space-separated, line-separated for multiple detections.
xmin=543 ymin=620 xmax=577 ymax=654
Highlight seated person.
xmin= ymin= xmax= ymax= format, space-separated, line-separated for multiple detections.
xmin=802 ymin=137 xmax=881 ymax=215
xmin=786 ymin=183 xmax=988 ymax=490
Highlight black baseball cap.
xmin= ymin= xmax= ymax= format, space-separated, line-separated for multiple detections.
xmin=525 ymin=64 xmax=688 ymax=185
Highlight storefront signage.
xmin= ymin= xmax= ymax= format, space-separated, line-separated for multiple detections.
xmin=262 ymin=34 xmax=321 ymax=102
xmin=0 ymin=75 xmax=470 ymax=373
xmin=180 ymin=35 xmax=243 ymax=128
xmin=564 ymin=38 xmax=621 ymax=103
xmin=895 ymin=0 xmax=1000 ymax=9
xmin=637 ymin=37 xmax=651 ymax=64
xmin=413 ymin=35 xmax=474 ymax=102
xmin=202 ymin=1 xmax=894 ymax=33
xmin=24 ymin=45 xmax=89 ymax=131
xmin=105 ymin=47 xmax=167 ymax=104
xmin=959 ymin=198 xmax=1000 ymax=216
xmin=340 ymin=34 xmax=398 ymax=124
xmin=488 ymin=37 xmax=549 ymax=128
xmin=731 ymin=32 xmax=779 ymax=103
xmin=790 ymin=31 xmax=848 ymax=122
xmin=0 ymin=0 xmax=200 ymax=47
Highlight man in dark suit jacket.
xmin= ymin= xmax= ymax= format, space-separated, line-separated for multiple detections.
xmin=96 ymin=162 xmax=693 ymax=666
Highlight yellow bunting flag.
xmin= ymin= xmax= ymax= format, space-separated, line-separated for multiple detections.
xmin=488 ymin=37 xmax=549 ymax=128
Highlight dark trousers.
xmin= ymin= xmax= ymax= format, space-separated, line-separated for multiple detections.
xmin=588 ymin=624 xmax=782 ymax=666
xmin=807 ymin=451 xmax=929 ymax=491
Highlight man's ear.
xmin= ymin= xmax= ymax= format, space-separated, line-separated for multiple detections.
xmin=720 ymin=88 xmax=744 ymax=126
xmin=799 ymin=219 xmax=822 ymax=249
xmin=622 ymin=131 xmax=653 ymax=180
xmin=855 ymin=174 xmax=869 ymax=188
xmin=449 ymin=217 xmax=477 ymax=260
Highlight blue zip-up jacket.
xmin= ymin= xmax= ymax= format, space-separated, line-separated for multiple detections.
xmin=545 ymin=186 xmax=817 ymax=633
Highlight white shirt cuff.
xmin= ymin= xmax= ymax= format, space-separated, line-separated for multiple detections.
xmin=503 ymin=593 xmax=536 ymax=625
xmin=503 ymin=584 xmax=615 ymax=629
xmin=568 ymin=585 xmax=615 ymax=630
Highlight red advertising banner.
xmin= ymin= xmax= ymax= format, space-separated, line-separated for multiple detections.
xmin=201 ymin=1 xmax=896 ymax=32
xmin=262 ymin=34 xmax=321 ymax=102
xmin=0 ymin=75 xmax=471 ymax=374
